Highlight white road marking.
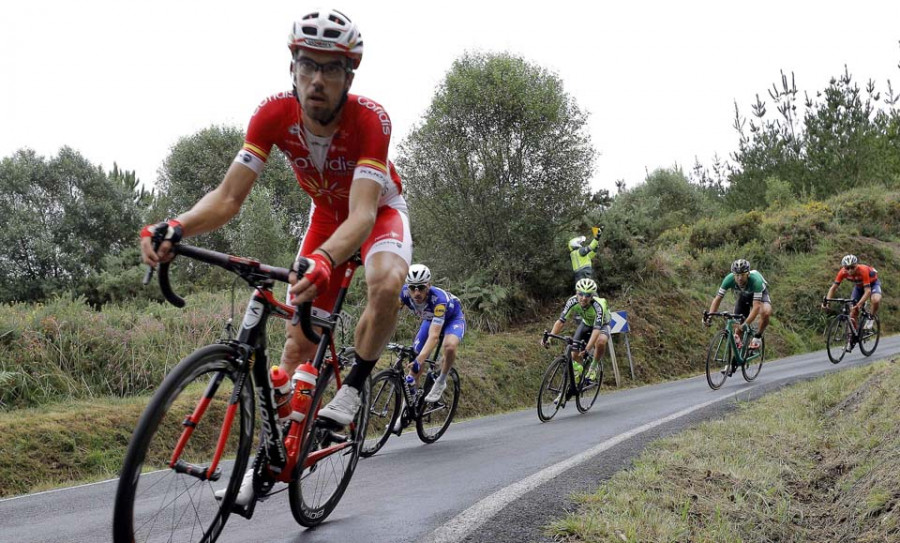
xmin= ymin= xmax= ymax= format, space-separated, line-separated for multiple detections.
xmin=424 ymin=389 xmax=743 ymax=543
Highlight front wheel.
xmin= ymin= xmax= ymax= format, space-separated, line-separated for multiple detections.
xmin=575 ymin=355 xmax=603 ymax=413
xmin=742 ymin=336 xmax=765 ymax=382
xmin=825 ymin=316 xmax=850 ymax=364
xmin=416 ymin=368 xmax=460 ymax=444
xmin=113 ymin=344 xmax=255 ymax=543
xmin=537 ymin=357 xmax=567 ymax=422
xmin=361 ymin=371 xmax=401 ymax=457
xmin=289 ymin=364 xmax=370 ymax=527
xmin=859 ymin=313 xmax=881 ymax=356
xmin=705 ymin=331 xmax=731 ymax=390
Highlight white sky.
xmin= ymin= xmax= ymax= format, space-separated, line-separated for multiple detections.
xmin=2 ymin=1 xmax=899 ymax=194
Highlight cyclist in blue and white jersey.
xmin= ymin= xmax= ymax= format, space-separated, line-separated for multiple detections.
xmin=399 ymin=264 xmax=466 ymax=402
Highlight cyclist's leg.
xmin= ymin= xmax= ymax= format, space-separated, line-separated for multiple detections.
xmin=410 ymin=320 xmax=432 ymax=384
xmin=439 ymin=316 xmax=465 ymax=375
xmin=592 ymin=325 xmax=610 ymax=379
xmin=733 ymin=295 xmax=752 ymax=343
xmin=282 ymin=217 xmax=344 ymax=374
xmin=870 ymin=280 xmax=883 ymax=316
xmin=327 ymin=208 xmax=411 ymax=414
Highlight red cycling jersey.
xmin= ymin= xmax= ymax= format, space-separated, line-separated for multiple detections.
xmin=234 ymin=91 xmax=406 ymax=223
xmin=834 ymin=264 xmax=878 ymax=287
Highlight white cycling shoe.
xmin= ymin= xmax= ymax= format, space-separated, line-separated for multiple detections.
xmin=214 ymin=467 xmax=254 ymax=507
xmin=424 ymin=379 xmax=447 ymax=403
xmin=318 ymin=385 xmax=361 ymax=426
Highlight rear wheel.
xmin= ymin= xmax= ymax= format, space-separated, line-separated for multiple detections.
xmin=537 ymin=357 xmax=567 ymax=422
xmin=741 ymin=336 xmax=765 ymax=382
xmin=113 ymin=344 xmax=254 ymax=543
xmin=826 ymin=316 xmax=850 ymax=364
xmin=416 ymin=368 xmax=460 ymax=444
xmin=859 ymin=314 xmax=881 ymax=356
xmin=361 ymin=371 xmax=401 ymax=457
xmin=705 ymin=331 xmax=731 ymax=390
xmin=575 ymin=355 xmax=603 ymax=413
xmin=289 ymin=364 xmax=370 ymax=527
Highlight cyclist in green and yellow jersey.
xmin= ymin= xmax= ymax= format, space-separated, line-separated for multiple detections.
xmin=703 ymin=259 xmax=773 ymax=351
xmin=541 ymin=278 xmax=610 ymax=376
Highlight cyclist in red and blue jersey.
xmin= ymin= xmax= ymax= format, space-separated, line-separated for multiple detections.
xmin=399 ymin=264 xmax=466 ymax=403
xmin=822 ymin=254 xmax=882 ymax=324
xmin=140 ymin=8 xmax=411 ymax=507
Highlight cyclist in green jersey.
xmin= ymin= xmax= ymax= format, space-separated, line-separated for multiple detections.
xmin=568 ymin=226 xmax=603 ymax=282
xmin=541 ymin=278 xmax=610 ymax=374
xmin=703 ymin=259 xmax=772 ymax=350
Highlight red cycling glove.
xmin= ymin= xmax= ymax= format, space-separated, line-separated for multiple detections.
xmin=296 ymin=252 xmax=333 ymax=296
xmin=140 ymin=219 xmax=184 ymax=243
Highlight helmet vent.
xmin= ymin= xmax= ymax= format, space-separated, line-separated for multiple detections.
xmin=302 ymin=12 xmax=319 ymax=20
xmin=324 ymin=29 xmax=341 ymax=38
xmin=301 ymin=26 xmax=317 ymax=36
xmin=328 ymin=14 xmax=346 ymax=25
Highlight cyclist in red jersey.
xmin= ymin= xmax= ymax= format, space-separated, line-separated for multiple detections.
xmin=822 ymin=254 xmax=882 ymax=324
xmin=140 ymin=9 xmax=411 ymax=505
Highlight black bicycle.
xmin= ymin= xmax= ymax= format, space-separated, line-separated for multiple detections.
xmin=361 ymin=342 xmax=460 ymax=457
xmin=113 ymin=244 xmax=370 ymax=543
xmin=824 ymin=297 xmax=880 ymax=364
xmin=703 ymin=311 xmax=765 ymax=390
xmin=537 ymin=331 xmax=603 ymax=422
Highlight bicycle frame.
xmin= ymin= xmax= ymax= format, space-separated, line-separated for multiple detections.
xmin=825 ymin=298 xmax=868 ymax=341
xmin=159 ymin=245 xmax=360 ymax=487
xmin=384 ymin=341 xmax=442 ymax=417
xmin=542 ymin=331 xmax=588 ymax=406
xmin=705 ymin=312 xmax=758 ymax=367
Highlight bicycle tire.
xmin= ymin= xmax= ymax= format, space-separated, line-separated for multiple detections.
xmin=537 ymin=356 xmax=567 ymax=422
xmin=741 ymin=336 xmax=764 ymax=382
xmin=289 ymin=364 xmax=369 ymax=527
xmin=416 ymin=368 xmax=460 ymax=444
xmin=826 ymin=316 xmax=849 ymax=364
xmin=361 ymin=370 xmax=401 ymax=457
xmin=575 ymin=356 xmax=603 ymax=413
xmin=859 ymin=314 xmax=881 ymax=356
xmin=113 ymin=344 xmax=255 ymax=543
xmin=705 ymin=330 xmax=731 ymax=390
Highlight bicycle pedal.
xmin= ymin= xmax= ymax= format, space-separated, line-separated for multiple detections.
xmin=315 ymin=417 xmax=346 ymax=431
xmin=230 ymin=499 xmax=257 ymax=520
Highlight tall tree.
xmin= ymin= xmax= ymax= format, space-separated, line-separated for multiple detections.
xmin=397 ymin=52 xmax=596 ymax=294
xmin=0 ymin=148 xmax=141 ymax=302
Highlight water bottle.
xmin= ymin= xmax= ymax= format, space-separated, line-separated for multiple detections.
xmin=405 ymin=374 xmax=417 ymax=398
xmin=289 ymin=362 xmax=318 ymax=423
xmin=270 ymin=366 xmax=292 ymax=420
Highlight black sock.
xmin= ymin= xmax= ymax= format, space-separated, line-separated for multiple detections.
xmin=344 ymin=353 xmax=377 ymax=390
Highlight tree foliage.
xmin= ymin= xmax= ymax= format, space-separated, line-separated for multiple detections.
xmin=0 ymin=148 xmax=142 ymax=302
xmin=728 ymin=61 xmax=900 ymax=209
xmin=397 ymin=52 xmax=596 ymax=297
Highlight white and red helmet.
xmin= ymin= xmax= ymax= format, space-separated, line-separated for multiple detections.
xmin=288 ymin=8 xmax=363 ymax=69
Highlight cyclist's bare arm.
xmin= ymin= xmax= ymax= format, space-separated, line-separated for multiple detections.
xmin=823 ymin=283 xmax=839 ymax=306
xmin=745 ymin=299 xmax=762 ymax=326
xmin=856 ymin=285 xmax=873 ymax=310
xmin=140 ymin=163 xmax=257 ymax=266
xmin=705 ymin=294 xmax=723 ymax=323
xmin=289 ymin=177 xmax=380 ymax=302
xmin=416 ymin=321 xmax=443 ymax=366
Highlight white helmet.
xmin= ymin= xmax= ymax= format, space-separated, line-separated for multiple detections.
xmin=288 ymin=8 xmax=364 ymax=69
xmin=568 ymin=236 xmax=586 ymax=250
xmin=841 ymin=254 xmax=858 ymax=268
xmin=406 ymin=264 xmax=432 ymax=285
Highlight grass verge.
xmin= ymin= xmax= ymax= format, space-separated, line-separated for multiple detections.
xmin=546 ymin=358 xmax=900 ymax=542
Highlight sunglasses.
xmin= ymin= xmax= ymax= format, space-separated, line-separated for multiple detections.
xmin=577 ymin=291 xmax=593 ymax=297
xmin=409 ymin=284 xmax=429 ymax=292
xmin=845 ymin=264 xmax=858 ymax=271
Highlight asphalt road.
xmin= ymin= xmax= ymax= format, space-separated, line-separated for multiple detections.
xmin=2 ymin=335 xmax=897 ymax=543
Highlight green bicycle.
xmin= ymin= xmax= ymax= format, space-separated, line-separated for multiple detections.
xmin=703 ymin=311 xmax=765 ymax=390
